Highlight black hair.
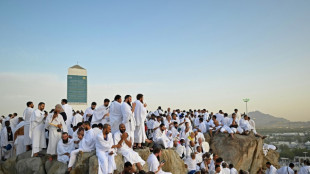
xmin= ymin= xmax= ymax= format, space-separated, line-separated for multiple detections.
xmin=104 ymin=98 xmax=110 ymax=103
xmin=124 ymin=95 xmax=131 ymax=101
xmin=216 ymin=157 xmax=223 ymax=163
xmin=103 ymin=124 xmax=110 ymax=130
xmin=61 ymin=99 xmax=68 ymax=104
xmin=98 ymin=123 xmax=103 ymax=129
xmin=62 ymin=132 xmax=68 ymax=135
xmin=27 ymin=101 xmax=33 ymax=107
xmin=91 ymin=102 xmax=97 ymax=105
xmin=153 ymin=147 xmax=161 ymax=154
xmin=114 ymin=95 xmax=121 ymax=101
xmin=137 ymin=94 xmax=143 ymax=100
xmin=222 ymin=162 xmax=227 ymax=168
xmin=77 ymin=122 xmax=83 ymax=127
xmin=229 ymin=164 xmax=234 ymax=169
xmin=212 ymin=115 xmax=217 ymax=119
xmin=92 ymin=124 xmax=98 ymax=128
xmin=38 ymin=102 xmax=45 ymax=106
xmin=289 ymin=163 xmax=294 ymax=168
xmin=83 ymin=121 xmax=91 ymax=126
xmin=124 ymin=161 xmax=132 ymax=168
xmin=266 ymin=162 xmax=271 ymax=165
xmin=215 ymin=164 xmax=220 ymax=169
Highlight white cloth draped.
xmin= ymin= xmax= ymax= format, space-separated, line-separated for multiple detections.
xmin=109 ymin=101 xmax=122 ymax=134
xmin=153 ymin=129 xmax=173 ymax=148
xmin=96 ymin=133 xmax=116 ymax=174
xmin=133 ymin=100 xmax=147 ymax=144
xmin=57 ymin=138 xmax=75 ymax=163
xmin=114 ymin=131 xmax=145 ymax=166
xmin=29 ymin=109 xmax=46 ymax=156
xmin=121 ymin=102 xmax=136 ymax=141
xmin=147 ymin=153 xmax=172 ymax=174
xmin=72 ymin=113 xmax=83 ymax=127
xmin=23 ymin=107 xmax=34 ymax=146
xmin=45 ymin=113 xmax=68 ymax=155
xmin=92 ymin=105 xmax=109 ymax=125
xmin=62 ymin=104 xmax=73 ymax=129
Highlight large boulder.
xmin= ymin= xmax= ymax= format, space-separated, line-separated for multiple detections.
xmin=46 ymin=161 xmax=68 ymax=174
xmin=209 ymin=132 xmax=279 ymax=173
xmin=1 ymin=156 xmax=17 ymax=174
xmin=160 ymin=149 xmax=187 ymax=174
xmin=16 ymin=157 xmax=46 ymax=174
xmin=262 ymin=149 xmax=280 ymax=170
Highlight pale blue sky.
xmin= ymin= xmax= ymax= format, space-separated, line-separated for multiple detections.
xmin=0 ymin=1 xmax=309 ymax=121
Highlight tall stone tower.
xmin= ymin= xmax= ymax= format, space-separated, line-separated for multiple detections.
xmin=67 ymin=65 xmax=87 ymax=111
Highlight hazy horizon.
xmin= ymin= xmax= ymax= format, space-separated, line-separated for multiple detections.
xmin=0 ymin=1 xmax=309 ymax=121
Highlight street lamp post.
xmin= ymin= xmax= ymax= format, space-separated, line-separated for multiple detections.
xmin=243 ymin=98 xmax=250 ymax=114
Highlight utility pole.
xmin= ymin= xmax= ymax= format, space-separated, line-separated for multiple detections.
xmin=243 ymin=98 xmax=250 ymax=114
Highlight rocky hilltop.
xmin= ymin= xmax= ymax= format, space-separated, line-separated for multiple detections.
xmin=206 ymin=132 xmax=280 ymax=173
xmin=0 ymin=133 xmax=279 ymax=174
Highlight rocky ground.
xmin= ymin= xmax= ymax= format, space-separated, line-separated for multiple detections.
xmin=0 ymin=132 xmax=279 ymax=174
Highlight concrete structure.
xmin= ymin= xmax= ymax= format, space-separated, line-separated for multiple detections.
xmin=67 ymin=65 xmax=88 ymax=111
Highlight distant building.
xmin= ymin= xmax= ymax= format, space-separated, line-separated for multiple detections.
xmin=67 ymin=65 xmax=87 ymax=111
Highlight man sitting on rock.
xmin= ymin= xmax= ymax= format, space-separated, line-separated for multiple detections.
xmin=96 ymin=124 xmax=118 ymax=174
xmin=114 ymin=123 xmax=145 ymax=172
xmin=57 ymin=132 xmax=74 ymax=164
xmin=153 ymin=124 xmax=173 ymax=149
xmin=240 ymin=115 xmax=266 ymax=139
xmin=67 ymin=122 xmax=96 ymax=172
xmin=185 ymin=153 xmax=198 ymax=174
xmin=147 ymin=147 xmax=171 ymax=174
xmin=208 ymin=116 xmax=222 ymax=137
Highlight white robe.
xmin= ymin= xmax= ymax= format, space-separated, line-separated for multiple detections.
xmin=96 ymin=133 xmax=116 ymax=174
xmin=114 ymin=131 xmax=145 ymax=166
xmin=45 ymin=113 xmax=68 ymax=155
xmin=153 ymin=129 xmax=173 ymax=148
xmin=175 ymin=144 xmax=186 ymax=159
xmin=29 ymin=109 xmax=46 ymax=156
xmin=57 ymin=138 xmax=75 ymax=163
xmin=277 ymin=166 xmax=294 ymax=174
xmin=80 ymin=129 xmax=96 ymax=152
xmin=147 ymin=153 xmax=172 ymax=174
xmin=0 ymin=127 xmax=13 ymax=159
xmin=23 ymin=107 xmax=34 ymax=146
xmin=83 ymin=107 xmax=94 ymax=122
xmin=13 ymin=121 xmax=26 ymax=156
xmin=299 ymin=166 xmax=310 ymax=174
xmin=133 ymin=100 xmax=147 ymax=144
xmin=230 ymin=168 xmax=238 ymax=174
xmin=121 ymin=102 xmax=136 ymax=141
xmin=109 ymin=101 xmax=122 ymax=134
xmin=68 ymin=129 xmax=96 ymax=168
xmin=92 ymin=105 xmax=109 ymax=125
xmin=266 ymin=165 xmax=277 ymax=174
xmin=71 ymin=113 xmax=83 ymax=127
xmin=62 ymin=104 xmax=73 ymax=129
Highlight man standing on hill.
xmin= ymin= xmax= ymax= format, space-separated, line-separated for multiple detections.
xmin=134 ymin=94 xmax=148 ymax=148
xmin=61 ymin=99 xmax=73 ymax=130
xmin=23 ymin=101 xmax=34 ymax=151
xmin=30 ymin=102 xmax=47 ymax=157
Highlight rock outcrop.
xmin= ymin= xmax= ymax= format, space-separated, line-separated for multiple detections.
xmin=206 ymin=132 xmax=280 ymax=173
xmin=0 ymin=148 xmax=186 ymax=174
xmin=0 ymin=132 xmax=279 ymax=174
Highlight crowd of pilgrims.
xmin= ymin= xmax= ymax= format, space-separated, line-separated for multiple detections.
xmin=0 ymin=94 xmax=309 ymax=174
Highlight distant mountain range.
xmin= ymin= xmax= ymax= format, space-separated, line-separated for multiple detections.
xmin=247 ymin=111 xmax=310 ymax=129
